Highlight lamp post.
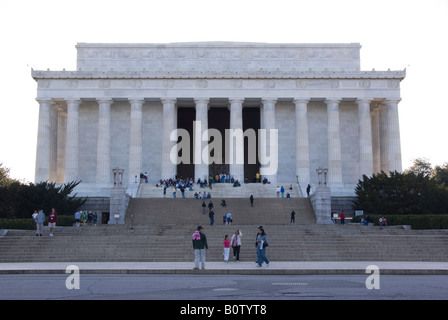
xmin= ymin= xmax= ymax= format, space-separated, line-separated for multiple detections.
xmin=316 ymin=167 xmax=328 ymax=186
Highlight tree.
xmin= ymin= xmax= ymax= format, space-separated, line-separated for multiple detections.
xmin=0 ymin=162 xmax=19 ymax=187
xmin=432 ymin=162 xmax=448 ymax=187
xmin=0 ymin=180 xmax=87 ymax=219
xmin=405 ymin=157 xmax=432 ymax=177
xmin=353 ymin=170 xmax=448 ymax=215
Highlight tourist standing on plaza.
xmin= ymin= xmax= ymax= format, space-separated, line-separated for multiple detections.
xmin=33 ymin=210 xmax=45 ymax=236
xmin=256 ymin=226 xmax=269 ymax=267
xmin=223 ymin=235 xmax=230 ymax=263
xmin=231 ymin=229 xmax=243 ymax=262
xmin=250 ymin=195 xmax=254 ymax=207
xmin=192 ymin=226 xmax=208 ymax=270
xmin=48 ymin=208 xmax=58 ymax=237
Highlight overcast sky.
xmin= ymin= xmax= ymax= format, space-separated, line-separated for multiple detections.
xmin=0 ymin=0 xmax=447 ymax=182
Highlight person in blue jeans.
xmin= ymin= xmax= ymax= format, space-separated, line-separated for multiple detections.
xmin=256 ymin=226 xmax=269 ymax=267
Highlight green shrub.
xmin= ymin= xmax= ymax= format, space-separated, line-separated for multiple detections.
xmin=0 ymin=215 xmax=75 ymax=230
xmin=0 ymin=218 xmax=35 ymax=230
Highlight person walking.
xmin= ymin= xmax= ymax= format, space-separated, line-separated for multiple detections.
xmin=208 ymin=200 xmax=214 ymax=212
xmin=81 ymin=211 xmax=87 ymax=227
xmin=231 ymin=229 xmax=243 ymax=262
xmin=209 ymin=209 xmax=215 ymax=226
xmin=33 ymin=210 xmax=45 ymax=236
xmin=223 ymin=235 xmax=230 ymax=263
xmin=92 ymin=212 xmax=98 ymax=226
xmin=340 ymin=210 xmax=345 ymax=225
xmin=201 ymin=201 xmax=206 ymax=215
xmin=192 ymin=226 xmax=208 ymax=270
xmin=48 ymin=208 xmax=58 ymax=236
xmin=225 ymin=211 xmax=232 ymax=225
xmin=249 ymin=195 xmax=254 ymax=207
xmin=256 ymin=226 xmax=269 ymax=267
xmin=74 ymin=210 xmax=81 ymax=227
xmin=306 ymin=184 xmax=311 ymax=197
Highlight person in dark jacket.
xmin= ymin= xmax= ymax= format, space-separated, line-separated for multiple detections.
xmin=192 ymin=226 xmax=208 ymax=270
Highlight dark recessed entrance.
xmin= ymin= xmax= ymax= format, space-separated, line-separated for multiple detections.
xmin=243 ymin=107 xmax=260 ymax=182
xmin=208 ymin=107 xmax=230 ymax=178
xmin=177 ymin=107 xmax=195 ymax=179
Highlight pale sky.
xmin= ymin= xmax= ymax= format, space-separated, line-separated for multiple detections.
xmin=0 ymin=0 xmax=447 ymax=182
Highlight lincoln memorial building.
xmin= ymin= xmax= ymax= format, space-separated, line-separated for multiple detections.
xmin=32 ymin=42 xmax=405 ymax=197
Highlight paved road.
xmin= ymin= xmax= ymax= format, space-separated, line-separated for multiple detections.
xmin=0 ymin=274 xmax=447 ymax=300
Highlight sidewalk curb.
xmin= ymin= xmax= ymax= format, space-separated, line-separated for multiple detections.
xmin=1 ymin=262 xmax=447 ymax=275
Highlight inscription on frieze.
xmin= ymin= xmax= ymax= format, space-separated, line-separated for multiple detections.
xmin=76 ymin=42 xmax=362 ymax=74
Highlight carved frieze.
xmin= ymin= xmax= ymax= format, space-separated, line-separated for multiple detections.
xmin=75 ymin=43 xmax=363 ymax=73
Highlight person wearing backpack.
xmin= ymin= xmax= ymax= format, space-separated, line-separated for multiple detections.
xmin=192 ymin=226 xmax=208 ymax=270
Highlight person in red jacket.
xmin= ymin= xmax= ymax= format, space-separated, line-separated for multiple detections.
xmin=48 ymin=208 xmax=58 ymax=237
xmin=340 ymin=210 xmax=345 ymax=225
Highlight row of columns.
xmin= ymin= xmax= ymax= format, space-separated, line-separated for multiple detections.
xmin=35 ymin=97 xmax=402 ymax=187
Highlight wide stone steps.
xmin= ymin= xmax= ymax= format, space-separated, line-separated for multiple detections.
xmin=1 ymin=224 xmax=447 ymax=262
xmin=137 ymin=182 xmax=303 ymax=199
xmin=127 ymin=198 xmax=316 ymax=225
xmin=1 ymin=197 xmax=447 ymax=263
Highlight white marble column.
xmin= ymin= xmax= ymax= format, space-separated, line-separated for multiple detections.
xmin=229 ymin=98 xmax=244 ymax=182
xmin=357 ymin=99 xmax=374 ymax=178
xmin=35 ymin=99 xmax=52 ymax=183
xmin=294 ymin=99 xmax=310 ymax=189
xmin=161 ymin=98 xmax=177 ymax=179
xmin=56 ymin=107 xmax=66 ymax=183
xmin=379 ymin=104 xmax=389 ymax=173
xmin=194 ymin=98 xmax=209 ymax=181
xmin=371 ymin=106 xmax=381 ymax=174
xmin=64 ymin=99 xmax=81 ymax=182
xmin=49 ymin=104 xmax=59 ymax=183
xmin=260 ymin=98 xmax=277 ymax=183
xmin=128 ymin=99 xmax=144 ymax=184
xmin=96 ymin=99 xmax=112 ymax=184
xmin=326 ymin=99 xmax=343 ymax=187
xmin=386 ymin=99 xmax=402 ymax=173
